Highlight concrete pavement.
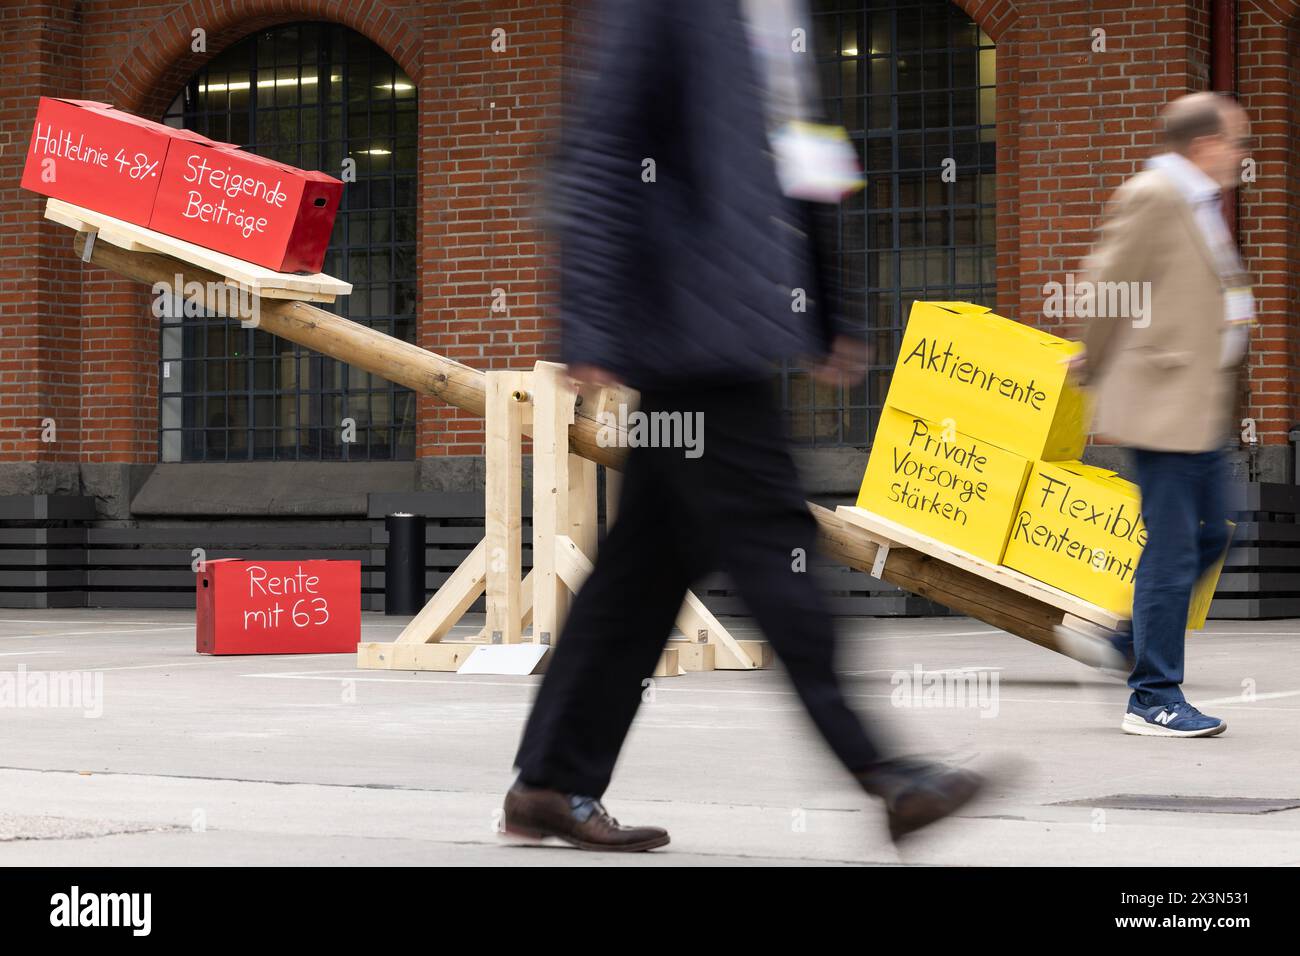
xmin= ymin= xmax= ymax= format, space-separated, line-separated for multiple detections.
xmin=0 ymin=609 xmax=1297 ymax=865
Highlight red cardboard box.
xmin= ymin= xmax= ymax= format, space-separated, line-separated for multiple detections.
xmin=150 ymin=138 xmax=343 ymax=274
xmin=21 ymin=97 xmax=215 ymax=227
xmin=196 ymin=558 xmax=360 ymax=655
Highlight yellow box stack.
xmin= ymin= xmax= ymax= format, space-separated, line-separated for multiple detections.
xmin=1003 ymin=461 xmax=1222 ymax=628
xmin=885 ymin=301 xmax=1089 ymax=461
xmin=856 ymin=301 xmax=1087 ymax=566
xmin=855 ymin=301 xmax=1226 ymax=625
xmin=856 ymin=406 xmax=1030 ymax=564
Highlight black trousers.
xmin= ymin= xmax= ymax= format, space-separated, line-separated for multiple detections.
xmin=514 ymin=380 xmax=883 ymax=797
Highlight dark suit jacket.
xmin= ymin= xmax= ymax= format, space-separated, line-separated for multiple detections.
xmin=553 ymin=0 xmax=850 ymax=389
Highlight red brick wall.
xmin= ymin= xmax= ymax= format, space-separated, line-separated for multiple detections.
xmin=1 ymin=0 xmax=559 ymax=469
xmin=1010 ymin=0 xmax=1210 ymax=341
xmin=955 ymin=0 xmax=1021 ymax=319
xmin=1239 ymin=0 xmax=1300 ymax=445
xmin=0 ymin=0 xmax=85 ymax=464
xmin=1 ymin=0 xmax=1298 ymax=476
xmin=417 ymin=0 xmax=565 ymax=458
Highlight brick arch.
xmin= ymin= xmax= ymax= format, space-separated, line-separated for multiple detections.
xmin=951 ymin=0 xmax=1019 ymax=41
xmin=106 ymin=0 xmax=421 ymax=121
xmin=1250 ymin=0 xmax=1300 ymax=25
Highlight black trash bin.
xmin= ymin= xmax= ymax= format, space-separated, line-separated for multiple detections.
xmin=384 ymin=512 xmax=426 ymax=615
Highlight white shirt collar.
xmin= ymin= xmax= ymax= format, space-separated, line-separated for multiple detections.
xmin=1146 ymin=151 xmax=1220 ymax=205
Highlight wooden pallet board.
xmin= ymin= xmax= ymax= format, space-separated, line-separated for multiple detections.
xmin=45 ymin=198 xmax=351 ymax=302
xmin=835 ymin=505 xmax=1126 ymax=630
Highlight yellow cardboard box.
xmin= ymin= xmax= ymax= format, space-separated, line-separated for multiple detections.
xmin=886 ymin=301 xmax=1090 ymax=461
xmin=1003 ymin=461 xmax=1223 ymax=627
xmin=857 ymin=405 xmax=1031 ymax=564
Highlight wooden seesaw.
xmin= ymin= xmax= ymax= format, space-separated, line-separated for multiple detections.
xmin=51 ymin=198 xmax=1121 ymax=676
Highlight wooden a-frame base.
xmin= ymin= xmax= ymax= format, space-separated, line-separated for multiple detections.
xmin=356 ymin=362 xmax=769 ymax=676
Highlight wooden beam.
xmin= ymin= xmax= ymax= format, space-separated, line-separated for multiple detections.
xmin=393 ymin=539 xmax=486 ymax=645
xmin=667 ymin=639 xmax=716 ymax=672
xmin=74 ymin=235 xmax=488 ymax=418
xmin=484 ymin=372 xmax=525 ymax=644
xmin=358 ymin=641 xmax=481 ymax=671
xmin=675 ymin=590 xmax=757 ymax=670
xmin=553 ymin=533 xmax=592 ymax=595
xmin=532 ymin=361 xmax=574 ymax=645
xmin=837 ymin=506 xmax=1124 ymax=630
xmin=810 ymin=503 xmax=1072 ymax=651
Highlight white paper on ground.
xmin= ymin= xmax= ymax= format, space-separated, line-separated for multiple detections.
xmin=457 ymin=644 xmax=549 ymax=676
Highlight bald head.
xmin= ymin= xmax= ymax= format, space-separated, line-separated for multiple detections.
xmin=1162 ymin=92 xmax=1243 ymax=153
xmin=1161 ymin=92 xmax=1249 ymax=189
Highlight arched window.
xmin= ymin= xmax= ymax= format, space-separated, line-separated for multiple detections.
xmin=791 ymin=0 xmax=996 ymax=446
xmin=159 ymin=22 xmax=417 ymax=461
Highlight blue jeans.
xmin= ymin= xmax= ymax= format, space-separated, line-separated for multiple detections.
xmin=1126 ymin=448 xmax=1230 ymax=709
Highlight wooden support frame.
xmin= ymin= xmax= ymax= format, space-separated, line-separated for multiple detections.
xmin=357 ymin=361 xmax=762 ymax=675
xmin=484 ymin=371 xmax=528 ymax=645
xmin=531 ymin=361 xmax=573 ymax=648
xmin=61 ymin=229 xmax=1120 ymax=668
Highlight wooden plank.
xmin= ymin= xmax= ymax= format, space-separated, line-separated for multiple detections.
xmin=569 ymin=453 xmax=598 ymax=560
xmin=0 ymin=591 xmax=86 ymax=610
xmin=0 ymin=550 xmax=88 ymax=567
xmin=0 ymin=495 xmax=98 ymax=521
xmin=0 ymin=527 xmax=88 ymax=545
xmin=880 ymin=555 xmax=1065 ymax=650
xmin=1209 ymin=597 xmax=1300 ymax=619
xmin=605 ymin=469 xmax=622 ymax=527
xmin=519 ymin=568 xmax=535 ymax=632
xmin=0 ymin=570 xmax=86 ymax=587
xmin=1223 ymin=547 xmax=1300 ymax=567
xmin=652 ymin=647 xmax=681 ymax=678
xmin=532 ymin=362 xmax=573 ymax=645
xmin=82 ymin=591 xmax=188 ymax=609
xmin=1228 ymin=521 xmax=1300 ymax=543
xmin=813 ymin=504 xmax=1067 ymax=651
xmin=667 ymin=639 xmax=716 ymax=672
xmin=227 ymin=281 xmax=337 ymax=304
xmin=588 ymin=384 xmax=629 ymax=526
xmin=676 ymin=590 xmax=757 ymax=669
xmin=1214 ymin=571 xmax=1300 ymax=593
xmin=357 ymin=641 xmax=480 ymax=671
xmin=1229 ymin=481 xmax=1300 ymax=514
xmin=713 ymin=639 xmax=774 ymax=670
xmin=85 ymin=548 xmax=370 ymax=566
xmin=484 ymin=372 xmax=525 ymax=645
xmin=393 ymin=539 xmax=486 ymax=645
xmin=47 ymin=198 xmax=351 ymax=300
xmin=835 ymin=506 xmax=1125 ymax=630
xmin=84 ymin=569 xmax=196 ymax=586
xmin=84 ymin=526 xmax=374 ymax=546
xmin=554 ymin=533 xmax=592 ymax=594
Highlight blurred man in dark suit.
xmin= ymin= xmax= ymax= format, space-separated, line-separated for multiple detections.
xmin=503 ymin=0 xmax=988 ymax=852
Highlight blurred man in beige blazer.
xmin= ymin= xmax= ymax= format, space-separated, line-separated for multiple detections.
xmin=1064 ymin=92 xmax=1250 ymax=737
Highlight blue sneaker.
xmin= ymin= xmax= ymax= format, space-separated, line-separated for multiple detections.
xmin=1122 ymin=700 xmax=1227 ymax=738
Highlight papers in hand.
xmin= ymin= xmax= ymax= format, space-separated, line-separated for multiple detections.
xmin=771 ymin=121 xmax=865 ymax=203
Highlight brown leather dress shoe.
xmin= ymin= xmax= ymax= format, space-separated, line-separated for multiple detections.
xmin=855 ymin=758 xmax=984 ymax=842
xmin=503 ymin=782 xmax=670 ymax=852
